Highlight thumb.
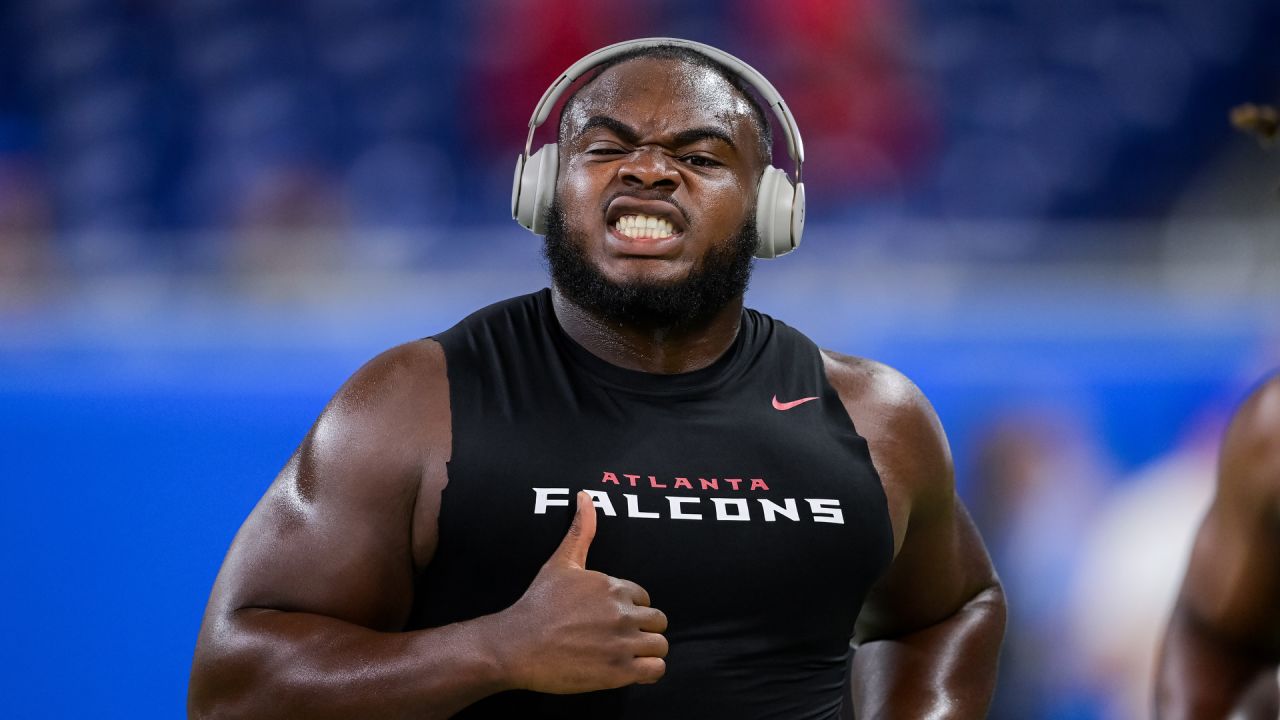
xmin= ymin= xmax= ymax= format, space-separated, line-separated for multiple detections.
xmin=552 ymin=491 xmax=597 ymax=567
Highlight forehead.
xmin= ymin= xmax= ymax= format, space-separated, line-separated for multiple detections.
xmin=563 ymin=57 xmax=758 ymax=138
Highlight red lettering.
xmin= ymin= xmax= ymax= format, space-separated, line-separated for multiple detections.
xmin=604 ymin=473 xmax=767 ymax=492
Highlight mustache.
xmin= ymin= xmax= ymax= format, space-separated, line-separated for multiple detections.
xmin=600 ymin=190 xmax=692 ymax=227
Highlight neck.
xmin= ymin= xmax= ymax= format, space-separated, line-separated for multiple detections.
xmin=551 ymin=285 xmax=744 ymax=375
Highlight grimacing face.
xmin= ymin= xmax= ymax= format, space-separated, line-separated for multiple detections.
xmin=552 ymin=56 xmax=767 ymax=293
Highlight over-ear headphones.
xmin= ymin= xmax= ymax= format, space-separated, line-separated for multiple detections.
xmin=511 ymin=37 xmax=806 ymax=259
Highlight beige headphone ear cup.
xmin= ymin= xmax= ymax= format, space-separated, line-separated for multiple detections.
xmin=511 ymin=153 xmax=527 ymax=224
xmin=754 ymin=166 xmax=798 ymax=258
xmin=513 ymin=144 xmax=559 ymax=233
xmin=789 ymin=181 xmax=805 ymax=254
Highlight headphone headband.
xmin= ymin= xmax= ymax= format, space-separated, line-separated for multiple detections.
xmin=522 ymin=37 xmax=804 ymax=183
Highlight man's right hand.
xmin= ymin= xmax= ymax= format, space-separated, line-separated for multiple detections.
xmin=498 ymin=491 xmax=669 ymax=694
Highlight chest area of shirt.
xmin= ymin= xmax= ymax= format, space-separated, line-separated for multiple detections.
xmin=445 ymin=401 xmax=888 ymax=589
xmin=457 ymin=388 xmax=875 ymax=516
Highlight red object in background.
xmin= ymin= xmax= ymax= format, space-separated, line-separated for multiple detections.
xmin=463 ymin=0 xmax=937 ymax=202
xmin=740 ymin=0 xmax=940 ymax=198
xmin=461 ymin=0 xmax=656 ymax=151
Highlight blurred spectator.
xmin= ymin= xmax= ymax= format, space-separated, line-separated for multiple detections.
xmin=229 ymin=161 xmax=348 ymax=295
xmin=970 ymin=406 xmax=1112 ymax=719
xmin=1068 ymin=409 xmax=1227 ymax=720
xmin=0 ymin=159 xmax=57 ymax=305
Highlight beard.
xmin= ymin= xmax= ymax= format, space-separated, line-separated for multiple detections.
xmin=541 ymin=199 xmax=758 ymax=331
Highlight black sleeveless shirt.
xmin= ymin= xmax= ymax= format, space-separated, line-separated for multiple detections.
xmin=421 ymin=289 xmax=893 ymax=719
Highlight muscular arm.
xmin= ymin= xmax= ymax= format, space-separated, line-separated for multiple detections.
xmin=823 ymin=353 xmax=1006 ymax=719
xmin=1156 ymin=375 xmax=1280 ymax=720
xmin=188 ymin=341 xmax=507 ymax=718
xmin=188 ymin=340 xmax=667 ymax=719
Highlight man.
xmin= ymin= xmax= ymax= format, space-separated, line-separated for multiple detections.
xmin=1157 ymin=372 xmax=1280 ymax=719
xmin=188 ymin=39 xmax=1005 ymax=719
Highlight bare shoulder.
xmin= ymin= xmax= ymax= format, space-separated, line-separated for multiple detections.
xmin=820 ymin=351 xmax=954 ymax=548
xmin=308 ymin=338 xmax=450 ymax=478
xmin=329 ymin=338 xmax=447 ymax=421
xmin=205 ymin=339 xmax=452 ymax=626
xmin=1219 ymin=371 xmax=1280 ymax=512
xmin=819 ymin=350 xmax=952 ymax=482
xmin=819 ymin=351 xmax=934 ymax=423
xmin=271 ymin=337 xmax=451 ymax=566
xmin=324 ymin=338 xmax=448 ymax=437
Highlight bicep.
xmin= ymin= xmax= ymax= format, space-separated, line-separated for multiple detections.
xmin=822 ymin=355 xmax=997 ymax=642
xmin=212 ymin=442 xmax=421 ymax=632
xmin=203 ymin=342 xmax=446 ymax=634
xmin=1179 ymin=385 xmax=1280 ymax=654
xmin=1178 ymin=493 xmax=1280 ymax=654
xmin=854 ymin=492 xmax=995 ymax=642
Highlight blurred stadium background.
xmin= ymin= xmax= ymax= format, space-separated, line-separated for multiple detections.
xmin=2 ymin=0 xmax=1278 ymax=717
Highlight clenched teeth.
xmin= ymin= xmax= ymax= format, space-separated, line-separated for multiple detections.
xmin=613 ymin=214 xmax=676 ymax=239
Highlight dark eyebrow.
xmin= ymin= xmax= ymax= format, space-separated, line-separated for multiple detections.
xmin=578 ymin=115 xmax=640 ymax=144
xmin=577 ymin=115 xmax=737 ymax=151
xmin=672 ymin=127 xmax=737 ymax=151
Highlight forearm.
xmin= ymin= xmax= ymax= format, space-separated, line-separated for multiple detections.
xmin=1156 ymin=604 xmax=1277 ymax=720
xmin=850 ymin=584 xmax=1006 ymax=719
xmin=188 ymin=608 xmax=511 ymax=720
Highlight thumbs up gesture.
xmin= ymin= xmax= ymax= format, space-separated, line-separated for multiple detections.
xmin=499 ymin=491 xmax=669 ymax=694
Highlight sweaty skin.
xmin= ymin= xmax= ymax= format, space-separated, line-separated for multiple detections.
xmin=1157 ymin=373 xmax=1280 ymax=719
xmin=188 ymin=55 xmax=1005 ymax=718
xmin=550 ymin=58 xmax=764 ymax=374
xmin=824 ymin=353 xmax=1006 ymax=718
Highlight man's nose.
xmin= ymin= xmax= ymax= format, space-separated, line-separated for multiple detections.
xmin=619 ymin=147 xmax=681 ymax=191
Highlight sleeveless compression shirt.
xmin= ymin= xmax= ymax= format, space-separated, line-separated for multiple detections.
xmin=420 ymin=289 xmax=893 ymax=719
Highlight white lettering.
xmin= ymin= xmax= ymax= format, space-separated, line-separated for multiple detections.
xmin=759 ymin=497 xmax=800 ymax=522
xmin=585 ymin=489 xmax=617 ymax=517
xmin=532 ymin=487 xmax=570 ymax=515
xmin=532 ymin=489 xmax=846 ymax=526
xmin=667 ymin=496 xmax=703 ymax=520
xmin=624 ymin=493 xmax=660 ymax=519
xmin=806 ymin=498 xmax=845 ymax=524
xmin=711 ymin=497 xmax=751 ymax=521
